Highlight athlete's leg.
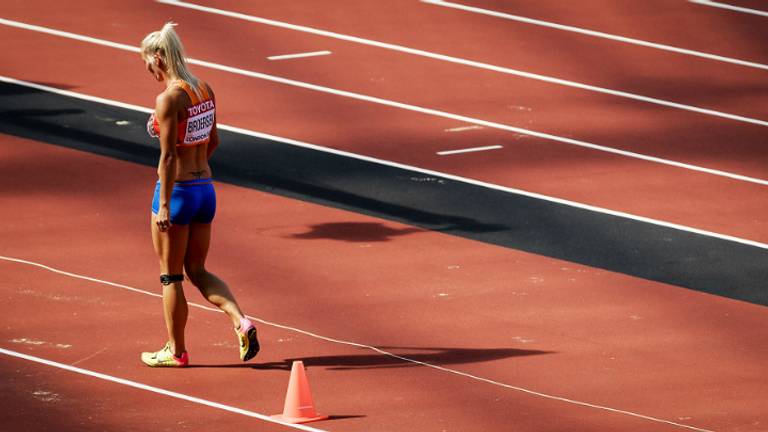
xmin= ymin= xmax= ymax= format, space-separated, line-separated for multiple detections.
xmin=184 ymin=222 xmax=260 ymax=361
xmin=184 ymin=222 xmax=244 ymax=328
xmin=151 ymin=214 xmax=189 ymax=357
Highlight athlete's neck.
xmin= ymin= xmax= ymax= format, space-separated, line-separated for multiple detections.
xmin=165 ymin=77 xmax=183 ymax=90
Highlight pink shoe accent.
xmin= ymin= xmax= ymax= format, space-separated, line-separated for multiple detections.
xmin=239 ymin=317 xmax=254 ymax=333
xmin=141 ymin=342 xmax=189 ymax=367
xmin=174 ymin=351 xmax=189 ymax=366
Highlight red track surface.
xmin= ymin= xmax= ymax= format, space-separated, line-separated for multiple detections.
xmin=1 ymin=1 xmax=767 ymax=431
xmin=1 ymin=0 xmax=766 ymax=242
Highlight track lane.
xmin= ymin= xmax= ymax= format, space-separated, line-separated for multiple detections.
xmin=3 ymin=135 xmax=767 ymax=431
xmin=424 ymin=0 xmax=768 ymax=63
xmin=671 ymin=1 xmax=768 ymax=19
xmin=420 ymin=0 xmax=768 ymax=71
xmin=1 ymin=25 xmax=766 ymax=245
xmin=1 ymin=0 xmax=767 ymax=179
xmin=1 ymin=1 xmax=759 ymax=430
xmin=3 ymin=83 xmax=766 ymax=304
xmin=151 ymin=0 xmax=768 ymax=121
xmin=0 ymin=353 xmax=305 ymax=432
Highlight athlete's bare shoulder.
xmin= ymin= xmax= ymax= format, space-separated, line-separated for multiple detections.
xmin=155 ymin=86 xmax=188 ymax=115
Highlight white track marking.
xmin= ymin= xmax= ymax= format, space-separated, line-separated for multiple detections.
xmin=437 ymin=145 xmax=503 ymax=155
xmin=1 ymin=23 xmax=766 ymax=187
xmin=0 ymin=256 xmax=716 ymax=432
xmin=70 ymin=347 xmax=109 ymax=366
xmin=690 ymin=0 xmax=768 ymax=17
xmin=2 ymin=75 xmax=767 ymax=250
xmin=268 ymin=50 xmax=332 ymax=61
xmin=423 ymin=0 xmax=768 ymax=70
xmin=153 ymin=0 xmax=768 ymax=128
xmin=445 ymin=125 xmax=484 ymax=132
xmin=0 ymin=347 xmax=328 ymax=432
xmin=0 ymin=17 xmax=140 ymax=52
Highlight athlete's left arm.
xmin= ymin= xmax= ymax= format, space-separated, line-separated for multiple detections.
xmin=155 ymin=90 xmax=181 ymax=231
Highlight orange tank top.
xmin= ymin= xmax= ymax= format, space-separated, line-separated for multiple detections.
xmin=147 ymin=80 xmax=216 ymax=147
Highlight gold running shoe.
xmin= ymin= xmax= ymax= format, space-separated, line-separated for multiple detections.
xmin=141 ymin=342 xmax=189 ymax=367
xmin=236 ymin=317 xmax=260 ymax=361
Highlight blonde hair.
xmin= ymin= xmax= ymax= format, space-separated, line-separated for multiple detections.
xmin=141 ymin=22 xmax=200 ymax=94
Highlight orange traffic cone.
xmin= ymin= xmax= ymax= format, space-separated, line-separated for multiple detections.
xmin=271 ymin=361 xmax=329 ymax=424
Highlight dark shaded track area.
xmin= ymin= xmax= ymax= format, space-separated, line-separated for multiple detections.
xmin=3 ymin=81 xmax=766 ymax=305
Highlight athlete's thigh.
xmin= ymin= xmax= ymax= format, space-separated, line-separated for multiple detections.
xmin=184 ymin=222 xmax=212 ymax=272
xmin=151 ymin=213 xmax=190 ymax=274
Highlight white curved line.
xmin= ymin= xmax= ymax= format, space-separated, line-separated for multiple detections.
xmin=0 ymin=255 xmax=715 ymax=431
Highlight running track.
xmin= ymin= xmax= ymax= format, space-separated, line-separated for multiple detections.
xmin=1 ymin=1 xmax=766 ymax=431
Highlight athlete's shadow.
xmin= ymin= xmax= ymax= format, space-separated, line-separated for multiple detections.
xmin=191 ymin=345 xmax=552 ymax=371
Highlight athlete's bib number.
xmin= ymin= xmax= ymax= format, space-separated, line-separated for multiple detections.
xmin=184 ymin=108 xmax=215 ymax=144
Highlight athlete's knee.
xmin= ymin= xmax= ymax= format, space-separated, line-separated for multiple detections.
xmin=160 ymin=274 xmax=184 ymax=286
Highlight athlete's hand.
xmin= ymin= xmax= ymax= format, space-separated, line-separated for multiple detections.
xmin=156 ymin=207 xmax=171 ymax=232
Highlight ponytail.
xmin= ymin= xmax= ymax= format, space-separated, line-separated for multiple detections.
xmin=141 ymin=22 xmax=200 ymax=96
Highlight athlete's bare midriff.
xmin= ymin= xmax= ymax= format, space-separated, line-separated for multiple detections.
xmin=175 ymin=144 xmax=212 ymax=181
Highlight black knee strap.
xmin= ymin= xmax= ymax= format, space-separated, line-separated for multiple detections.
xmin=160 ymin=274 xmax=184 ymax=285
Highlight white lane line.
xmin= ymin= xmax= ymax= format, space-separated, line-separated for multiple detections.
xmin=423 ymin=0 xmax=768 ymax=70
xmin=0 ymin=256 xmax=717 ymax=432
xmin=690 ymin=0 xmax=768 ymax=17
xmin=153 ymin=0 xmax=768 ymax=127
xmin=267 ymin=50 xmax=332 ymax=61
xmin=3 ymin=75 xmax=768 ymax=250
xmin=1 ymin=21 xmax=766 ymax=187
xmin=445 ymin=125 xmax=484 ymax=132
xmin=437 ymin=145 xmax=503 ymax=155
xmin=0 ymin=347 xmax=328 ymax=432
xmin=0 ymin=17 xmax=141 ymax=52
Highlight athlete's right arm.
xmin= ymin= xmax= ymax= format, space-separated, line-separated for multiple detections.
xmin=206 ymin=84 xmax=219 ymax=160
xmin=207 ymin=122 xmax=219 ymax=160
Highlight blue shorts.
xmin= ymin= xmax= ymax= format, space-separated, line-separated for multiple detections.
xmin=152 ymin=179 xmax=216 ymax=225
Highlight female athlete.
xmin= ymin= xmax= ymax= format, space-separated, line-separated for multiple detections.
xmin=139 ymin=22 xmax=259 ymax=367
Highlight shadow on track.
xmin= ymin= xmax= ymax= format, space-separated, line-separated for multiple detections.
xmin=188 ymin=345 xmax=553 ymax=371
xmin=4 ymin=82 xmax=766 ymax=305
xmin=291 ymin=222 xmax=423 ymax=242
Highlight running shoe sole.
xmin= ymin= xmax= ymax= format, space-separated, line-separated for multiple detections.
xmin=240 ymin=326 xmax=260 ymax=362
